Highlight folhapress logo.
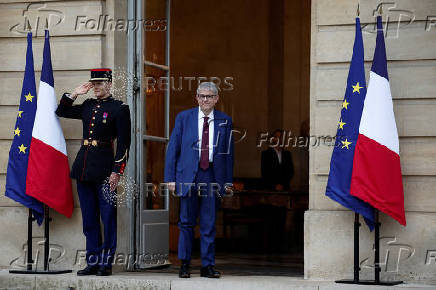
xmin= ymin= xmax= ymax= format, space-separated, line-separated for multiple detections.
xmin=9 ymin=3 xmax=64 ymax=37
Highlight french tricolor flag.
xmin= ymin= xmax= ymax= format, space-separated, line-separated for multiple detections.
xmin=25 ymin=30 xmax=73 ymax=218
xmin=350 ymin=16 xmax=406 ymax=226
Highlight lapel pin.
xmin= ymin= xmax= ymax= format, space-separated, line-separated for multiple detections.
xmin=103 ymin=112 xmax=108 ymax=123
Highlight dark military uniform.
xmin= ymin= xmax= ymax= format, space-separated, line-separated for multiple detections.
xmin=55 ymin=93 xmax=131 ymax=182
xmin=55 ymin=69 xmax=131 ymax=274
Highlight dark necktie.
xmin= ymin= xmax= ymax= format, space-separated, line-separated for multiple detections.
xmin=200 ymin=116 xmax=209 ymax=170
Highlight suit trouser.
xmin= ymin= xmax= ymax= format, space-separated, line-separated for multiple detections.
xmin=178 ymin=166 xmax=221 ymax=266
xmin=77 ymin=180 xmax=117 ymax=269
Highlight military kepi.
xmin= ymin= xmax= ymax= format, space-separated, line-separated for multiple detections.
xmin=89 ymin=68 xmax=112 ymax=82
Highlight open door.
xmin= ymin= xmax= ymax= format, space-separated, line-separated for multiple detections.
xmin=130 ymin=0 xmax=171 ymax=269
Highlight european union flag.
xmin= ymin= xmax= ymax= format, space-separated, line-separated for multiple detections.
xmin=5 ymin=32 xmax=43 ymax=225
xmin=325 ymin=18 xmax=375 ymax=230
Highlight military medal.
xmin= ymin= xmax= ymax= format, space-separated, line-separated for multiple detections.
xmin=103 ymin=112 xmax=108 ymax=123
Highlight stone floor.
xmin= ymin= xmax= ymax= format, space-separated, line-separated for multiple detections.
xmin=2 ymin=270 xmax=436 ymax=290
xmin=2 ymin=252 xmax=436 ymax=289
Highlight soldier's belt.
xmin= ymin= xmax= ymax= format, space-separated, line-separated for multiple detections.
xmin=82 ymin=139 xmax=112 ymax=147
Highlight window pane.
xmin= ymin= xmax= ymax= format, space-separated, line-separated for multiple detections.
xmin=143 ymin=140 xmax=167 ymax=210
xmin=144 ymin=0 xmax=167 ymax=65
xmin=144 ymin=65 xmax=166 ymax=137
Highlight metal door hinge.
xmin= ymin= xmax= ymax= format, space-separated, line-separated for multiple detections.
xmin=133 ymin=76 xmax=140 ymax=92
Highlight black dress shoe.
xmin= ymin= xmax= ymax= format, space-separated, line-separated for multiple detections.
xmin=200 ymin=265 xmax=221 ymax=278
xmin=96 ymin=268 xmax=112 ymax=276
xmin=179 ymin=263 xmax=190 ymax=278
xmin=77 ymin=266 xmax=98 ymax=276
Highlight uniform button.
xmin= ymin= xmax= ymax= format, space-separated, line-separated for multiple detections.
xmin=91 ymin=123 xmax=94 ymax=126
xmin=94 ymin=110 xmax=97 ymax=113
xmin=88 ymin=137 xmax=92 ymax=140
xmin=92 ymin=117 xmax=95 ymax=120
xmin=90 ymin=130 xmax=93 ymax=134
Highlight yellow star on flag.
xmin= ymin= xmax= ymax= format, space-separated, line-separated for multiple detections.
xmin=341 ymin=139 xmax=352 ymax=149
xmin=18 ymin=110 xmax=23 ymax=118
xmin=24 ymin=92 xmax=34 ymax=102
xmin=352 ymin=82 xmax=363 ymax=94
xmin=342 ymin=99 xmax=349 ymax=110
xmin=14 ymin=127 xmax=21 ymax=136
xmin=18 ymin=144 xmax=27 ymax=153
xmin=338 ymin=119 xmax=346 ymax=130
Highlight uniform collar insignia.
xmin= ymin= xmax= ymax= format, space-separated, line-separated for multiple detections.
xmin=97 ymin=95 xmax=113 ymax=102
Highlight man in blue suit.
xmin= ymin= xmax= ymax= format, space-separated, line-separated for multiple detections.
xmin=165 ymin=82 xmax=234 ymax=278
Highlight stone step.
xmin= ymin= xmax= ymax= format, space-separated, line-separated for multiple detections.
xmin=1 ymin=270 xmax=435 ymax=290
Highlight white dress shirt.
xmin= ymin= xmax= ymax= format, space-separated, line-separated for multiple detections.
xmin=198 ymin=107 xmax=214 ymax=162
xmin=274 ymin=147 xmax=282 ymax=164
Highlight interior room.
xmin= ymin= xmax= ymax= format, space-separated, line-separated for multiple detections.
xmin=143 ymin=0 xmax=311 ymax=275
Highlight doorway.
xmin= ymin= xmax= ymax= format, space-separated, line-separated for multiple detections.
xmin=131 ymin=0 xmax=311 ymax=275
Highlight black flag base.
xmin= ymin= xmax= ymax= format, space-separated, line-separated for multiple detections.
xmin=335 ymin=212 xmax=403 ymax=286
xmin=9 ymin=269 xmax=72 ymax=275
xmin=9 ymin=207 xmax=72 ymax=275
xmin=336 ymin=279 xmax=403 ymax=286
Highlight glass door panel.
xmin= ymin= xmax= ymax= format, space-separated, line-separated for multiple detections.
xmin=145 ymin=66 xmax=167 ymax=138
xmin=144 ymin=0 xmax=167 ymax=65
xmin=137 ymin=0 xmax=170 ymax=269
xmin=143 ymin=140 xmax=167 ymax=210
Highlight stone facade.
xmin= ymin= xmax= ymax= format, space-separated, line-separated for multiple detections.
xmin=306 ymin=0 xmax=436 ymax=282
xmin=0 ymin=0 xmax=128 ymax=271
xmin=0 ymin=0 xmax=435 ymax=283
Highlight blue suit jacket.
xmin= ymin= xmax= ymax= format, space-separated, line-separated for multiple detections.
xmin=164 ymin=107 xmax=234 ymax=197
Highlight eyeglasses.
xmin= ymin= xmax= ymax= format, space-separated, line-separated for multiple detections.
xmin=197 ymin=94 xmax=216 ymax=100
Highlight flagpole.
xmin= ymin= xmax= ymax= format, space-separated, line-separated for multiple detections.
xmin=353 ymin=213 xmax=360 ymax=282
xmin=374 ymin=210 xmax=381 ymax=283
xmin=352 ymin=3 xmax=361 ymax=283
xmin=336 ymin=211 xmax=404 ymax=286
xmin=9 ymin=29 xmax=73 ymax=275
xmin=27 ymin=208 xmax=34 ymax=271
xmin=334 ymin=2 xmax=405 ymax=286
xmin=10 ymin=206 xmax=73 ymax=274
xmin=39 ymin=205 xmax=73 ymax=273
xmin=43 ymin=205 xmax=50 ymax=271
xmin=336 ymin=213 xmax=362 ymax=284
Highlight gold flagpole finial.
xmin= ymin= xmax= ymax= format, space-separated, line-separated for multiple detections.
xmin=378 ymin=1 xmax=383 ymax=15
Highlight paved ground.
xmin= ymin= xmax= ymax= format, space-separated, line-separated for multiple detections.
xmin=2 ymin=252 xmax=435 ymax=289
xmin=1 ymin=270 xmax=436 ymax=290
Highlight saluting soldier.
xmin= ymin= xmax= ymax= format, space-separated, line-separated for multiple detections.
xmin=55 ymin=68 xmax=131 ymax=276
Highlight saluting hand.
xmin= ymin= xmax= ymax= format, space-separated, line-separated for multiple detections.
xmin=72 ymin=82 xmax=93 ymax=99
